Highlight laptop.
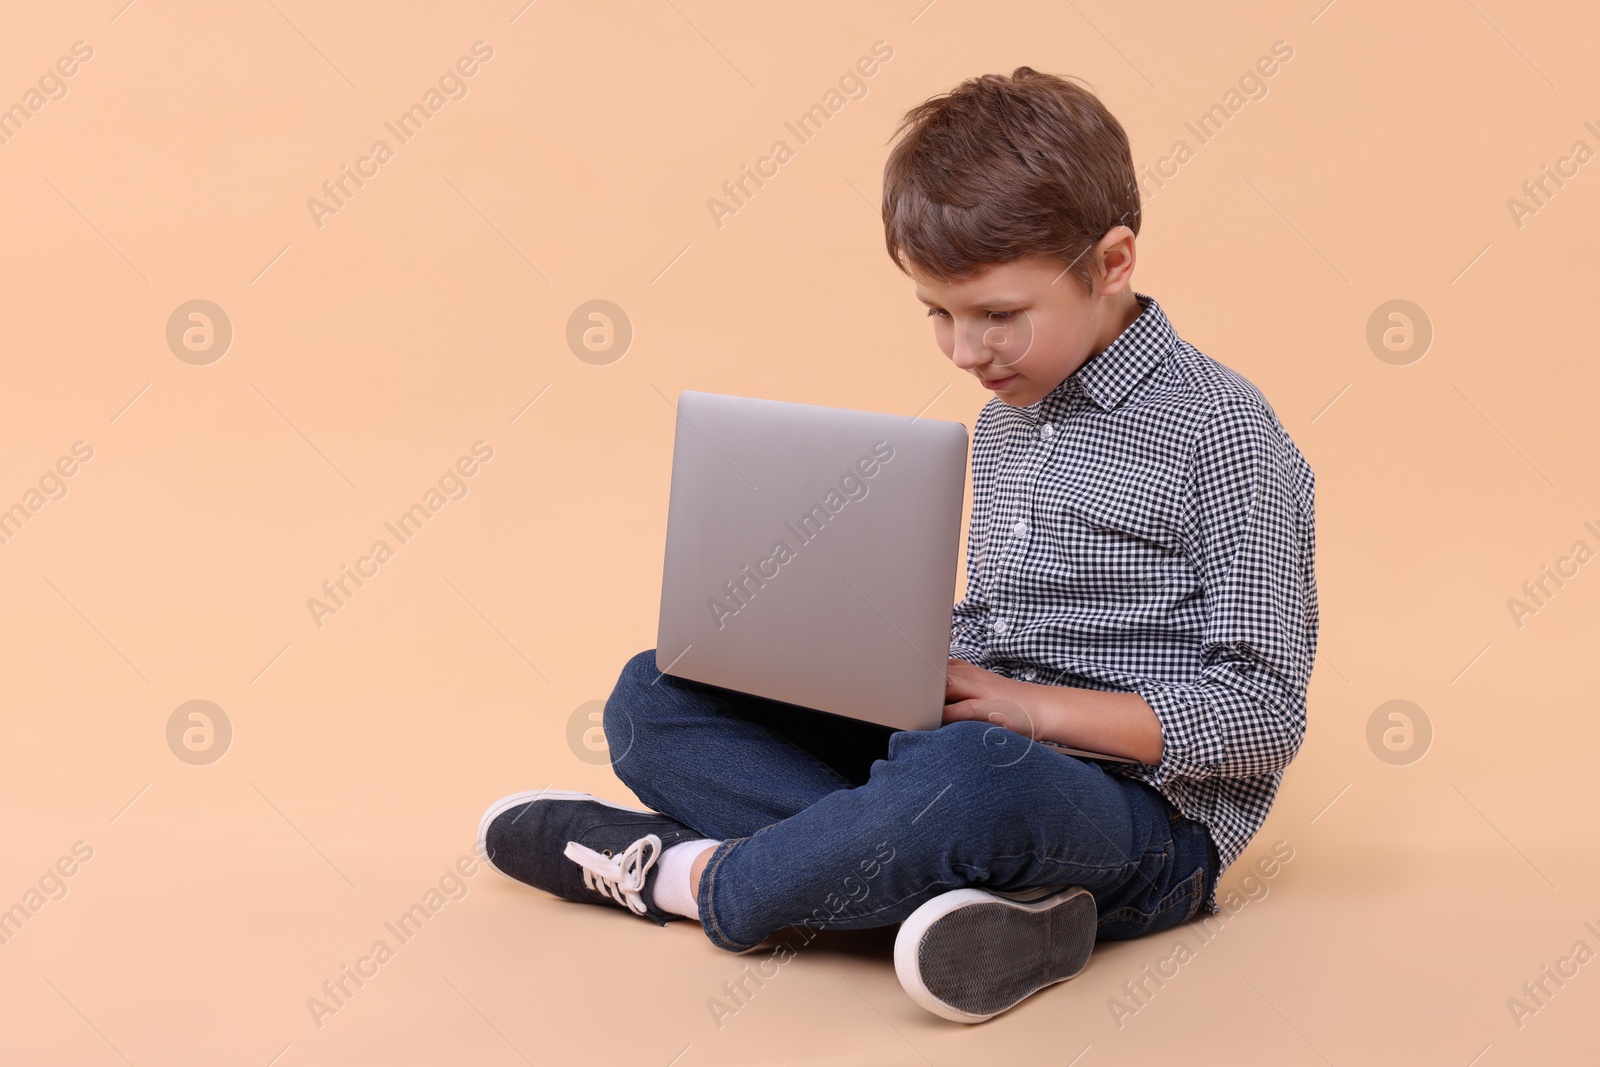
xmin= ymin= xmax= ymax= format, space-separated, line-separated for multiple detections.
xmin=654 ymin=389 xmax=1136 ymax=763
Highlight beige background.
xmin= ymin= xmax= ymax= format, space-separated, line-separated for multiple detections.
xmin=2 ymin=1 xmax=1596 ymax=1063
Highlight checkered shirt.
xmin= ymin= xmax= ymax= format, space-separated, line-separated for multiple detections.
xmin=950 ymin=291 xmax=1319 ymax=910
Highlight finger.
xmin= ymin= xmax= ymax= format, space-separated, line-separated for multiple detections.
xmin=941 ymin=699 xmax=983 ymax=724
xmin=944 ymin=679 xmax=978 ymax=705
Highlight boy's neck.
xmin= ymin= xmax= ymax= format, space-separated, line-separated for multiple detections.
xmin=1046 ymin=289 xmax=1142 ymax=405
xmin=1093 ymin=288 xmax=1144 ymax=354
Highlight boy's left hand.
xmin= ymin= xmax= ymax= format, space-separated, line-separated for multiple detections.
xmin=942 ymin=658 xmax=1039 ymax=737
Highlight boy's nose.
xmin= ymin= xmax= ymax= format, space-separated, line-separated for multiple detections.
xmin=949 ymin=319 xmax=994 ymax=371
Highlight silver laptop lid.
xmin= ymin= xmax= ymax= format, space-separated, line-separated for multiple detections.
xmin=656 ymin=390 xmax=968 ymax=731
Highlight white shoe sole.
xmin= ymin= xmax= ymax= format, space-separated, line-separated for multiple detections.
xmin=476 ymin=789 xmax=647 ymax=878
xmin=894 ymin=886 xmax=1096 ymax=1023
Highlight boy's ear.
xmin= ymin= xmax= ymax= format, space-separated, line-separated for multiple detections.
xmin=1094 ymin=225 xmax=1137 ymax=295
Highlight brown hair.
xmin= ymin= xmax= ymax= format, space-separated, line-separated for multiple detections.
xmin=882 ymin=67 xmax=1140 ymax=294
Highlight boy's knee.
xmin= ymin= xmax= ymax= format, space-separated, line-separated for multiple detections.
xmin=928 ymin=718 xmax=996 ymax=752
xmin=616 ymin=648 xmax=660 ymax=691
xmin=888 ymin=718 xmax=1012 ymax=767
xmin=889 ymin=718 xmax=1083 ymax=784
xmin=602 ymin=648 xmax=657 ymax=768
xmin=600 ymin=696 xmax=634 ymax=770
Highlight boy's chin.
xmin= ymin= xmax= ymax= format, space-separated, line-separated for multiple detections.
xmin=996 ymin=383 xmax=1045 ymax=406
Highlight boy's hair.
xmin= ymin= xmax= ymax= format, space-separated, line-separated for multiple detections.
xmin=882 ymin=67 xmax=1140 ymax=294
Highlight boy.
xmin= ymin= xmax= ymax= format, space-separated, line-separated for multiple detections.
xmin=478 ymin=67 xmax=1318 ymax=1024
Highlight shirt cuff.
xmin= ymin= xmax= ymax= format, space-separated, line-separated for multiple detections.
xmin=1136 ymin=682 xmax=1226 ymax=785
xmin=949 ymin=639 xmax=986 ymax=664
xmin=949 ymin=619 xmax=987 ymax=664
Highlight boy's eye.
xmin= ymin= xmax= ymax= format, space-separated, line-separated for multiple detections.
xmin=923 ymin=308 xmax=1014 ymax=320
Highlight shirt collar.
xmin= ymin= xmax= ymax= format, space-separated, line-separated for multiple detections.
xmin=1026 ymin=291 xmax=1175 ymax=419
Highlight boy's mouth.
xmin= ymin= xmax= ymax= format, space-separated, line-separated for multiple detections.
xmin=979 ymin=373 xmax=1018 ymax=390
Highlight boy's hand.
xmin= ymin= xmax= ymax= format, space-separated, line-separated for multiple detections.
xmin=944 ymin=657 xmax=1166 ymax=764
xmin=942 ymin=659 xmax=1043 ymax=738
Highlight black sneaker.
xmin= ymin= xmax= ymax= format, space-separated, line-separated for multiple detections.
xmin=893 ymin=886 xmax=1097 ymax=1022
xmin=477 ymin=789 xmax=701 ymax=926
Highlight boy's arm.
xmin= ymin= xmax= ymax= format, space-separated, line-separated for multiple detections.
xmin=949 ymin=554 xmax=989 ymax=664
xmin=950 ymin=596 xmax=988 ymax=664
xmin=1127 ymin=398 xmax=1316 ymax=781
xmin=949 ymin=403 xmax=996 ymax=665
xmin=983 ymin=398 xmax=1316 ymax=776
xmin=944 ymin=655 xmax=1164 ymax=762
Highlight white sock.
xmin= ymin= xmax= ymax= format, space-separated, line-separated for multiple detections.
xmin=651 ymin=839 xmax=718 ymax=920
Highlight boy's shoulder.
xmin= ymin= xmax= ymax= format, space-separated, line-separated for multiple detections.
xmin=1162 ymin=337 xmax=1295 ymax=441
xmin=1160 ymin=339 xmax=1312 ymax=497
xmin=972 ymin=300 xmax=1311 ymax=503
xmin=974 ymin=329 xmax=1289 ymax=442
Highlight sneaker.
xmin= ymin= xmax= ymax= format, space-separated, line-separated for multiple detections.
xmin=477 ymin=789 xmax=701 ymax=926
xmin=893 ymin=886 xmax=1097 ymax=1023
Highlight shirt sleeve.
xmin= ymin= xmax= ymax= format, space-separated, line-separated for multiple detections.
xmin=1133 ymin=397 xmax=1317 ymax=784
xmin=950 ymin=402 xmax=997 ymax=665
xmin=949 ymin=580 xmax=988 ymax=663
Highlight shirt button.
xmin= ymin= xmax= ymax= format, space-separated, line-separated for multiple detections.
xmin=992 ymin=618 xmax=1008 ymax=635
xmin=1041 ymin=423 xmax=1055 ymax=439
xmin=1012 ymin=520 xmax=1028 ymax=538
xmin=1023 ymin=669 xmax=1036 ymax=681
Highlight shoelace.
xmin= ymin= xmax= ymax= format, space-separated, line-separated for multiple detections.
xmin=563 ymin=833 xmax=663 ymax=915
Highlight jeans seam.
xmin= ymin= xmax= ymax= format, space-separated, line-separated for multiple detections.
xmin=702 ymin=840 xmax=762 ymax=952
xmin=826 ymin=877 xmax=967 ymax=925
xmin=963 ymin=848 xmax=1138 ymax=884
xmin=833 ymin=847 xmax=1140 ymax=927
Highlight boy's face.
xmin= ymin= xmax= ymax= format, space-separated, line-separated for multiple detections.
xmin=911 ymin=235 xmax=1138 ymax=409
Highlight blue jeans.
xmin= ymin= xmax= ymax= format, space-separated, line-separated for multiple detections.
xmin=604 ymin=649 xmax=1219 ymax=953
